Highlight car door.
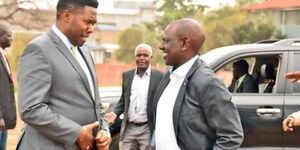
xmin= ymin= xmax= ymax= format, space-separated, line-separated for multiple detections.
xmin=283 ymin=51 xmax=300 ymax=149
xmin=212 ymin=52 xmax=287 ymax=149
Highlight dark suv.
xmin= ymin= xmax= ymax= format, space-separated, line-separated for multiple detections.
xmin=101 ymin=39 xmax=300 ymax=150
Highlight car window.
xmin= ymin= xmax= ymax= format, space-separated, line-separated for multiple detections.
xmin=215 ymin=55 xmax=280 ymax=94
xmin=293 ymin=53 xmax=300 ymax=92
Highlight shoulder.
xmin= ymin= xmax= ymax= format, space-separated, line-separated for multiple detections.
xmin=123 ymin=69 xmax=135 ymax=77
xmin=151 ymin=68 xmax=164 ymax=76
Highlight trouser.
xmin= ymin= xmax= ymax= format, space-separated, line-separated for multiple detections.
xmin=0 ymin=130 xmax=7 ymax=150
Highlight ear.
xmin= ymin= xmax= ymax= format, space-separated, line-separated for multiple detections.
xmin=181 ymin=36 xmax=191 ymax=52
xmin=62 ymin=10 xmax=72 ymax=23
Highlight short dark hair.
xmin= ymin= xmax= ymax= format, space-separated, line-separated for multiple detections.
xmin=233 ymin=59 xmax=249 ymax=74
xmin=56 ymin=0 xmax=99 ymax=19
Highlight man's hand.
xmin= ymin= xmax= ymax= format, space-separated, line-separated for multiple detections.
xmin=104 ymin=112 xmax=117 ymax=125
xmin=283 ymin=116 xmax=295 ymax=132
xmin=77 ymin=121 xmax=99 ymax=150
xmin=284 ymin=72 xmax=300 ymax=83
xmin=0 ymin=119 xmax=5 ymax=131
xmin=95 ymin=130 xmax=111 ymax=150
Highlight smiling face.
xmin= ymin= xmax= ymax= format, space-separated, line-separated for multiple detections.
xmin=135 ymin=48 xmax=151 ymax=71
xmin=64 ymin=6 xmax=97 ymax=46
xmin=159 ymin=24 xmax=183 ymax=68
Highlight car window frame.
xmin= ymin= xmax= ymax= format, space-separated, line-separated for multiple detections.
xmin=210 ymin=51 xmax=287 ymax=95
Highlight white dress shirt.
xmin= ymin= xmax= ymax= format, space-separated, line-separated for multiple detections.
xmin=128 ymin=66 xmax=151 ymax=123
xmin=155 ymin=56 xmax=198 ymax=150
xmin=52 ymin=25 xmax=95 ymax=99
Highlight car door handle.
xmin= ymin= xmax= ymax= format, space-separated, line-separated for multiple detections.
xmin=256 ymin=108 xmax=281 ymax=115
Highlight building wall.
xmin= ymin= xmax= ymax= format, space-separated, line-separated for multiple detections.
xmin=273 ymin=9 xmax=300 ymax=38
xmin=96 ymin=63 xmax=167 ymax=86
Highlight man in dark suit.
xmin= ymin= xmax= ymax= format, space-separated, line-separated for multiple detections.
xmin=153 ymin=18 xmax=243 ymax=150
xmin=105 ymin=43 xmax=163 ymax=150
xmin=228 ymin=59 xmax=258 ymax=93
xmin=0 ymin=24 xmax=16 ymax=150
xmin=17 ymin=0 xmax=111 ymax=150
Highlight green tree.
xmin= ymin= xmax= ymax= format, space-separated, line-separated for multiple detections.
xmin=8 ymin=32 xmax=37 ymax=71
xmin=232 ymin=21 xmax=275 ymax=44
xmin=156 ymin=0 xmax=207 ymax=30
xmin=115 ymin=24 xmax=164 ymax=65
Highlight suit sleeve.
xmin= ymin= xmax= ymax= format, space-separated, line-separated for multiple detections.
xmin=18 ymin=43 xmax=82 ymax=146
xmin=290 ymin=111 xmax=300 ymax=126
xmin=201 ymin=77 xmax=244 ymax=150
xmin=113 ymin=73 xmax=126 ymax=117
xmin=0 ymin=64 xmax=4 ymax=120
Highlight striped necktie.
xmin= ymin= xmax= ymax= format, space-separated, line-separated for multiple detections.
xmin=71 ymin=46 xmax=95 ymax=100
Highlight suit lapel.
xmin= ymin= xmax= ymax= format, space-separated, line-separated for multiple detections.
xmin=46 ymin=29 xmax=94 ymax=101
xmin=153 ymin=71 xmax=171 ymax=121
xmin=79 ymin=48 xmax=97 ymax=97
xmin=125 ymin=70 xmax=135 ymax=112
xmin=147 ymin=68 xmax=155 ymax=102
xmin=0 ymin=54 xmax=12 ymax=82
xmin=173 ymin=59 xmax=201 ymax=136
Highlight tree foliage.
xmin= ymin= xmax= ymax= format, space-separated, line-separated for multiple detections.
xmin=199 ymin=4 xmax=285 ymax=53
xmin=232 ymin=21 xmax=275 ymax=44
xmin=8 ymin=32 xmax=37 ymax=71
xmin=115 ymin=24 xmax=164 ymax=65
xmin=156 ymin=0 xmax=207 ymax=30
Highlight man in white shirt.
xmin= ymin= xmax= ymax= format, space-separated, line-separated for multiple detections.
xmin=0 ymin=24 xmax=16 ymax=150
xmin=105 ymin=44 xmax=163 ymax=150
xmin=152 ymin=18 xmax=244 ymax=150
xmin=17 ymin=0 xmax=111 ymax=149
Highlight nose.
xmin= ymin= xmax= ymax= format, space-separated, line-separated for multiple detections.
xmin=159 ymin=42 xmax=164 ymax=51
xmin=87 ymin=24 xmax=94 ymax=34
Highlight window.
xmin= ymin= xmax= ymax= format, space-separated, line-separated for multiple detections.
xmin=215 ymin=55 xmax=279 ymax=94
xmin=293 ymin=53 xmax=300 ymax=92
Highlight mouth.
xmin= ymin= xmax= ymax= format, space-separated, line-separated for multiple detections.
xmin=163 ymin=53 xmax=168 ymax=59
xmin=81 ymin=35 xmax=89 ymax=41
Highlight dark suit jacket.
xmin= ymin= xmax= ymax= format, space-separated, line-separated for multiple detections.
xmin=0 ymin=53 xmax=16 ymax=129
xmin=113 ymin=68 xmax=163 ymax=141
xmin=153 ymin=59 xmax=244 ymax=150
xmin=229 ymin=74 xmax=258 ymax=93
xmin=17 ymin=29 xmax=108 ymax=150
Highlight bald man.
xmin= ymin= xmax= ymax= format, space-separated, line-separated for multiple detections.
xmin=152 ymin=18 xmax=243 ymax=150
xmin=105 ymin=43 xmax=163 ymax=150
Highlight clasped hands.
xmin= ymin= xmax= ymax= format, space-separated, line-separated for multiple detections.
xmin=77 ymin=121 xmax=111 ymax=150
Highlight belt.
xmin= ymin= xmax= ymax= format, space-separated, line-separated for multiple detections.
xmin=129 ymin=121 xmax=148 ymax=126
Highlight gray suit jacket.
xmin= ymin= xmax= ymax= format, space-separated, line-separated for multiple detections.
xmin=0 ymin=53 xmax=16 ymax=129
xmin=153 ymin=58 xmax=244 ymax=150
xmin=17 ymin=29 xmax=109 ymax=150
xmin=113 ymin=68 xmax=163 ymax=141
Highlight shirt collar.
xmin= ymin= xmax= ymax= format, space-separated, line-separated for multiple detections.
xmin=170 ymin=55 xmax=199 ymax=78
xmin=51 ymin=24 xmax=74 ymax=50
xmin=0 ymin=47 xmax=5 ymax=56
xmin=237 ymin=74 xmax=247 ymax=86
xmin=135 ymin=65 xmax=151 ymax=77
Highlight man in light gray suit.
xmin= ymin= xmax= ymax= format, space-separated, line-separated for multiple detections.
xmin=0 ymin=24 xmax=16 ymax=150
xmin=105 ymin=44 xmax=163 ymax=150
xmin=17 ymin=0 xmax=111 ymax=150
